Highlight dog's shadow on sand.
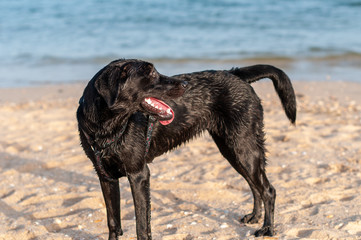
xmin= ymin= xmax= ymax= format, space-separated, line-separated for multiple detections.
xmin=150 ymin=188 xmax=258 ymax=238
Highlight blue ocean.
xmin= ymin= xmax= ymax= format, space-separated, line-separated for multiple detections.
xmin=1 ymin=0 xmax=361 ymax=87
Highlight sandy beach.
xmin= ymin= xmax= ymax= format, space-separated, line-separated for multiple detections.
xmin=0 ymin=80 xmax=360 ymax=240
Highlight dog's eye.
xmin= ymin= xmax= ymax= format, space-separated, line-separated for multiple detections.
xmin=151 ymin=71 xmax=156 ymax=78
xmin=150 ymin=71 xmax=159 ymax=84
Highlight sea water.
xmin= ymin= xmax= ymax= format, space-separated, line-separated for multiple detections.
xmin=0 ymin=0 xmax=361 ymax=86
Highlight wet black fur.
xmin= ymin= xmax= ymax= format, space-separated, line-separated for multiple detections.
xmin=76 ymin=59 xmax=297 ymax=239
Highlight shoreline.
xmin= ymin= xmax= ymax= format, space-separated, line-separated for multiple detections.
xmin=0 ymin=80 xmax=360 ymax=239
xmin=1 ymin=80 xmax=361 ymax=104
xmin=2 ymin=56 xmax=361 ymax=88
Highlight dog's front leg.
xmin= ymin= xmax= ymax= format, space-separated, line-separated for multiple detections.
xmin=128 ymin=164 xmax=151 ymax=240
xmin=99 ymin=178 xmax=123 ymax=240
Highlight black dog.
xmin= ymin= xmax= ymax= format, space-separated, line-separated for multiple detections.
xmin=77 ymin=59 xmax=296 ymax=239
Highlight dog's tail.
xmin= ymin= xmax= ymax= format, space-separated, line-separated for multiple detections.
xmin=228 ymin=65 xmax=296 ymax=124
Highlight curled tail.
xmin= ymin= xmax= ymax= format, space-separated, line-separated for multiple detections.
xmin=228 ymin=65 xmax=297 ymax=124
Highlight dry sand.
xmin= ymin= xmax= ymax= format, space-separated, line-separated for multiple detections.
xmin=0 ymin=81 xmax=360 ymax=240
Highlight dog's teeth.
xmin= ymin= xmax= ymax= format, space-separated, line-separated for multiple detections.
xmin=146 ymin=98 xmax=152 ymax=104
xmin=166 ymin=109 xmax=171 ymax=114
xmin=155 ymin=106 xmax=159 ymax=109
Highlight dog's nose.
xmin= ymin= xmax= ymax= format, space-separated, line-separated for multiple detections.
xmin=181 ymin=81 xmax=188 ymax=88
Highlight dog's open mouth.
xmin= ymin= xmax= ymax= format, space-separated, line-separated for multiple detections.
xmin=141 ymin=97 xmax=175 ymax=125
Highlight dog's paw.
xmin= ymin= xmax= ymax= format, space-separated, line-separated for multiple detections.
xmin=240 ymin=213 xmax=261 ymax=224
xmin=108 ymin=229 xmax=123 ymax=240
xmin=254 ymin=226 xmax=274 ymax=237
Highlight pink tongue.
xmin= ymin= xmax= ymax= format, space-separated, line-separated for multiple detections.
xmin=159 ymin=112 xmax=174 ymax=125
xmin=148 ymin=98 xmax=174 ymax=125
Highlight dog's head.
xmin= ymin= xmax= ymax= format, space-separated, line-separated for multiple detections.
xmin=93 ymin=59 xmax=187 ymax=125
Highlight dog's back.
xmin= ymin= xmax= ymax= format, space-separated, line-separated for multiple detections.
xmin=147 ymin=66 xmax=296 ymax=160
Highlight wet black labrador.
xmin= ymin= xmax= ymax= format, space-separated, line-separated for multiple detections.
xmin=76 ymin=59 xmax=296 ymax=239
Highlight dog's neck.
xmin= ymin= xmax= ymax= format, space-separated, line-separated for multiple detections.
xmin=94 ymin=109 xmax=132 ymax=142
xmin=80 ymin=98 xmax=131 ymax=139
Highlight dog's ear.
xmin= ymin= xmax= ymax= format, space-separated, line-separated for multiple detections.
xmin=94 ymin=63 xmax=130 ymax=108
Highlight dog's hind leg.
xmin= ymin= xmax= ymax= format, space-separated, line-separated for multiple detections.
xmin=127 ymin=164 xmax=152 ymax=240
xmin=241 ymin=185 xmax=263 ymax=224
xmin=100 ymin=178 xmax=123 ymax=240
xmin=209 ymin=132 xmax=276 ymax=237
